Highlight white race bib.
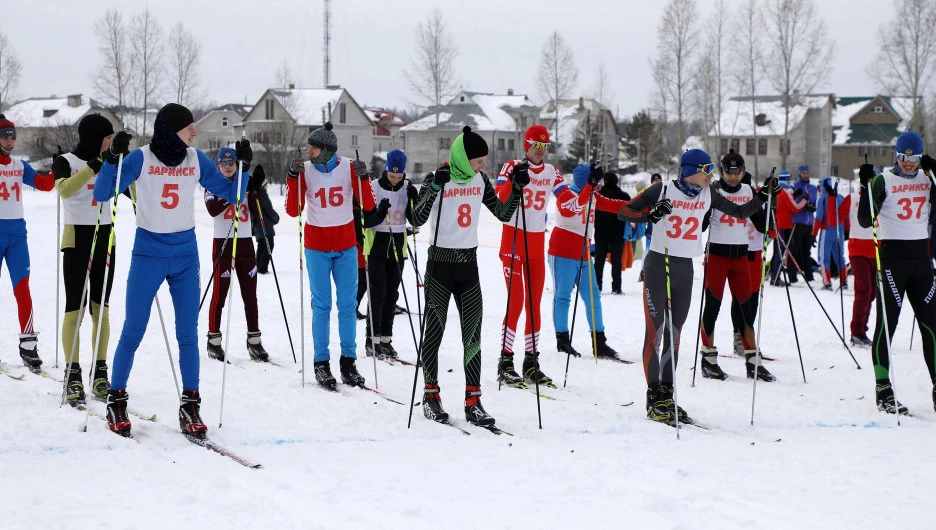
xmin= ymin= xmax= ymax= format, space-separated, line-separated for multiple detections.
xmin=0 ymin=157 xmax=25 ymax=220
xmin=430 ymin=171 xmax=485 ymax=249
xmin=879 ymin=172 xmax=930 ymax=240
xmin=134 ymin=145 xmax=199 ymax=233
xmin=371 ymin=183 xmax=409 ymax=233
xmin=303 ymin=158 xmax=354 ymax=228
xmin=61 ymin=153 xmax=111 ymax=226
xmin=710 ymin=183 xmax=752 ymax=246
xmin=650 ymin=181 xmax=710 ymax=258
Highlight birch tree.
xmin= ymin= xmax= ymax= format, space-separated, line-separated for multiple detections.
xmin=0 ymin=31 xmax=21 ymax=111
xmin=537 ymin=30 xmax=578 ymax=149
xmin=655 ymin=0 xmax=699 ymax=151
xmin=168 ymin=22 xmax=202 ymax=107
xmin=92 ymin=10 xmax=131 ymax=124
xmin=129 ymin=9 xmax=163 ymax=140
xmin=409 ymin=9 xmax=459 ymax=165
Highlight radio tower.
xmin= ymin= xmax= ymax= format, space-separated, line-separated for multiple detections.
xmin=323 ymin=0 xmax=331 ymax=87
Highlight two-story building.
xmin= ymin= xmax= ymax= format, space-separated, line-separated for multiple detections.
xmin=539 ymin=97 xmax=620 ymax=172
xmin=831 ymin=95 xmax=920 ymax=178
xmin=193 ymin=103 xmax=253 ymax=158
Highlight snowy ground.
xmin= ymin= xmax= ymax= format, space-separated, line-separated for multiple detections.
xmin=1 ymin=187 xmax=934 ymax=529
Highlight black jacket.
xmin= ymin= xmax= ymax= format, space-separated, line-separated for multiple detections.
xmin=594 ymin=185 xmax=630 ymax=243
xmin=251 ymin=185 xmax=280 ymax=238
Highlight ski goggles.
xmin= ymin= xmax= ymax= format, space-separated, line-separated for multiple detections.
xmin=722 ymin=165 xmax=744 ymax=175
xmin=527 ymin=141 xmax=551 ymax=150
xmin=698 ymin=163 xmax=715 ymax=175
xmin=896 ymin=152 xmax=922 ymax=163
xmin=219 ymin=160 xmax=236 ymax=167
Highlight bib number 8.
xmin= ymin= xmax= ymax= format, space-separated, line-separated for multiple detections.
xmin=457 ymin=203 xmax=472 ymax=227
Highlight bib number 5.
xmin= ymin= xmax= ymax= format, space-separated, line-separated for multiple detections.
xmin=161 ymin=184 xmax=180 ymax=209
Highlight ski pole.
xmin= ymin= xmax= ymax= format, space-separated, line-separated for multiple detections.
xmin=55 ymin=193 xmax=61 ymax=369
xmin=355 ymin=150 xmax=379 ymax=389
xmin=405 ymin=227 xmax=424 ymax=337
xmin=834 ymin=178 xmax=845 ymax=336
xmin=384 ymin=187 xmax=421 ymax=368
xmin=295 ymin=147 xmax=306 ymax=388
xmin=781 ymin=265 xmax=807 ymax=383
xmin=219 ymin=150 xmax=245 ymax=429
xmin=751 ymin=169 xmax=776 ymax=425
xmin=661 ymin=182 xmax=680 ymax=439
xmin=198 ymin=221 xmax=234 ymax=312
xmin=562 ymin=181 xmax=597 ymax=388
xmin=519 ymin=194 xmax=543 ymax=429
xmin=255 ymin=196 xmax=296 ymax=363
xmin=690 ymin=230 xmax=712 ymax=387
xmin=498 ymin=210 xmax=521 ymax=391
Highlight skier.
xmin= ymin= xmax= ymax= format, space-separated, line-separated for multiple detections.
xmin=53 ymin=113 xmax=116 ymax=403
xmin=92 ymin=103 xmax=254 ymax=438
xmin=284 ymin=122 xmax=374 ymax=390
xmin=812 ymin=177 xmax=850 ymax=291
xmin=848 ymin=182 xmax=875 ymax=348
xmin=639 ymin=173 xmax=663 ymax=283
xmin=410 ymin=125 xmax=526 ymax=426
xmin=204 ymin=149 xmax=270 ymax=363
xmin=362 ymin=149 xmax=417 ymax=360
xmin=698 ymin=151 xmax=775 ymax=382
xmin=548 ymin=163 xmax=627 ymax=360
xmin=769 ymin=170 xmax=807 ymax=285
xmin=0 ymin=114 xmax=54 ymax=371
xmin=495 ymin=124 xmax=579 ymax=387
xmin=729 ymin=171 xmax=769 ymax=357
xmin=857 ymin=131 xmax=936 ymax=414
xmin=251 ymin=167 xmax=279 ymax=274
xmin=593 ymin=170 xmax=631 ymax=294
xmin=788 ymin=166 xmax=817 ymax=284
xmin=619 ymin=149 xmax=777 ymax=424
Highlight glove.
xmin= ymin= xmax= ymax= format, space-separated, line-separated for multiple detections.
xmin=792 ymin=188 xmax=804 ymax=200
xmin=804 ymin=204 xmax=817 ymax=213
xmin=588 ymin=162 xmax=603 ymax=186
xmin=648 ymin=198 xmax=672 ymax=224
xmin=810 ymin=236 xmax=817 ymax=248
xmin=235 ymin=139 xmax=252 ymax=169
xmin=87 ymin=154 xmax=104 ymax=173
xmin=248 ymin=165 xmax=265 ymax=192
xmin=844 ymin=230 xmax=850 ymax=241
xmin=376 ymin=198 xmax=391 ymax=217
xmin=757 ymin=176 xmax=781 ymax=201
xmin=921 ymin=154 xmax=936 ymax=173
xmin=406 ymin=181 xmax=419 ymax=201
xmin=511 ymin=161 xmax=530 ymax=190
xmin=287 ymin=156 xmax=304 ymax=178
xmin=104 ymin=131 xmax=132 ymax=164
xmin=352 ymin=159 xmax=369 ymax=180
xmin=432 ymin=164 xmax=450 ymax=188
xmin=858 ymin=163 xmax=876 ymax=186
xmin=823 ymin=181 xmax=836 ymax=196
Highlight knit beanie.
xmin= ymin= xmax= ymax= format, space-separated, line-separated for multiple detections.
xmin=650 ymin=173 xmax=662 ymax=183
xmin=798 ymin=165 xmax=811 ymax=178
xmin=74 ymin=113 xmax=115 ymax=161
xmin=895 ymin=131 xmax=924 ymax=157
xmin=603 ymin=170 xmax=618 ymax=188
xmin=0 ymin=114 xmax=15 ymax=139
xmin=461 ymin=126 xmax=488 ymax=160
xmin=155 ymin=103 xmax=195 ymax=133
xmin=572 ymin=163 xmax=590 ymax=192
xmin=386 ymin=149 xmax=406 ymax=173
xmin=778 ymin=170 xmax=792 ymax=188
xmin=680 ymin=149 xmax=712 ymax=179
xmin=217 ymin=146 xmax=237 ymax=163
xmin=308 ymin=122 xmax=338 ymax=165
xmin=721 ymin=149 xmax=744 ymax=173
xmin=524 ymin=124 xmax=550 ymax=150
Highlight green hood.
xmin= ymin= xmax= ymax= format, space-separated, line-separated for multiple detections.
xmin=449 ymin=133 xmax=476 ymax=184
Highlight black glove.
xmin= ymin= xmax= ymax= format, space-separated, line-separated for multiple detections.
xmin=287 ymin=156 xmax=304 ymax=178
xmin=921 ymin=154 xmax=936 ymax=173
xmin=352 ymin=159 xmax=369 ymax=180
xmin=588 ymin=162 xmax=603 ymax=186
xmin=810 ymin=236 xmax=817 ymax=248
xmin=858 ymin=163 xmax=875 ymax=186
xmin=823 ymin=181 xmax=836 ymax=196
xmin=248 ymin=165 xmax=265 ymax=192
xmin=235 ymin=139 xmax=252 ymax=169
xmin=511 ymin=161 xmax=530 ymax=190
xmin=87 ymin=154 xmax=104 ymax=173
xmin=804 ymin=204 xmax=817 ymax=213
xmin=844 ymin=230 xmax=850 ymax=241
xmin=406 ymin=181 xmax=419 ymax=202
xmin=376 ymin=197 xmax=391 ymax=217
xmin=432 ymin=164 xmax=450 ymax=188
xmin=104 ymin=131 xmax=132 ymax=164
xmin=757 ymin=176 xmax=781 ymax=201
xmin=792 ymin=188 xmax=804 ymax=200
xmin=648 ymin=198 xmax=672 ymax=224
xmin=701 ymin=209 xmax=712 ymax=232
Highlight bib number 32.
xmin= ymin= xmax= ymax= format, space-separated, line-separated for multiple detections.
xmin=666 ymin=215 xmax=699 ymax=240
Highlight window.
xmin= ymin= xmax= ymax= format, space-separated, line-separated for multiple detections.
xmin=508 ymin=139 xmax=515 ymax=151
xmin=264 ymin=99 xmax=274 ymax=120
xmin=858 ymin=145 xmax=868 ymax=156
xmin=221 ymin=117 xmax=229 ymax=128
xmin=871 ymin=105 xmax=884 ymax=113
xmin=746 ymin=138 xmax=755 ymax=155
xmin=821 ymin=153 xmax=827 ymax=166
xmin=414 ymin=162 xmax=424 ymax=174
xmin=730 ymin=138 xmax=740 ymax=152
xmin=720 ymin=138 xmax=728 ymax=154
xmin=339 ymin=103 xmax=347 ymax=124
xmin=439 ymin=137 xmax=451 ymax=150
xmin=350 ymin=134 xmax=359 ymax=148
xmin=758 ymin=138 xmax=768 ymax=155
xmin=874 ymin=145 xmax=884 ymax=157
xmin=831 ymin=165 xmax=838 ymax=176
xmin=497 ymin=138 xmax=505 ymax=150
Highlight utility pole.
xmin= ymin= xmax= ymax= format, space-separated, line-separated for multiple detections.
xmin=323 ymin=0 xmax=332 ymax=87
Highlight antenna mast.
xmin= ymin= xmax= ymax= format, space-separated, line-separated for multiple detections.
xmin=323 ymin=0 xmax=332 ymax=87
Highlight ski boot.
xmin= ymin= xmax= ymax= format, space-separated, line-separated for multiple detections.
xmin=850 ymin=334 xmax=872 ymax=348
xmin=821 ymin=284 xmax=833 ymax=291
xmin=594 ymin=331 xmax=621 ymax=359
xmin=875 ymin=381 xmax=909 ymax=415
xmin=700 ymin=347 xmax=727 ymax=380
xmin=556 ymin=331 xmax=580 ymax=358
xmin=106 ymin=388 xmax=132 ymax=437
xmin=465 ymin=385 xmax=495 ymax=426
xmin=246 ymin=331 xmax=269 ymax=362
xmin=646 ymin=384 xmax=674 ymax=423
xmin=497 ymin=352 xmax=525 ymax=387
xmin=179 ymin=389 xmax=208 ymax=438
xmin=206 ymin=332 xmax=224 ymax=361
xmin=658 ymin=383 xmax=690 ymax=423
xmin=339 ymin=356 xmax=365 ymax=387
xmin=64 ymin=363 xmax=86 ymax=406
xmin=733 ymin=332 xmax=745 ymax=357
xmin=313 ymin=360 xmax=337 ymax=391
xmin=394 ymin=304 xmax=407 ymax=315
xmin=522 ymin=352 xmax=554 ymax=387
xmin=745 ymin=352 xmax=776 ymax=382
xmin=380 ymin=340 xmax=399 ymax=360
xmin=364 ymin=337 xmax=378 ymax=358
xmin=423 ymin=384 xmax=449 ymax=421
xmin=19 ymin=333 xmax=42 ymax=371
xmin=91 ymin=360 xmax=109 ymax=399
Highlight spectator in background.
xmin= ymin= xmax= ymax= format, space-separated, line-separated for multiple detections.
xmin=593 ymin=171 xmax=631 ymax=294
xmin=788 ymin=165 xmax=817 ymax=283
xmin=251 ymin=167 xmax=280 ymax=274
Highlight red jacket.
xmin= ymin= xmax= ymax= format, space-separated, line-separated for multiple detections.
xmin=547 ymin=183 xmax=629 ymax=260
xmin=775 ymin=189 xmax=806 ymax=231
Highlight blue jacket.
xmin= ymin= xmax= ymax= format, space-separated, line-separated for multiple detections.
xmin=791 ymin=179 xmax=817 ymax=226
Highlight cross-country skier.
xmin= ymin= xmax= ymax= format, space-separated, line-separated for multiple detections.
xmin=593 ymin=170 xmax=631 ymax=294
xmin=204 ymin=149 xmax=270 ymax=363
xmin=548 ymin=163 xmax=627 ymax=361
xmin=729 ymin=171 xmax=769 ymax=357
xmin=857 ymin=131 xmax=936 ymax=414
xmin=251 ymin=170 xmax=279 ymax=274
xmin=92 ymin=103 xmax=254 ymax=438
xmin=788 ymin=166 xmax=817 ymax=284
xmin=812 ymin=177 xmax=850 ymax=291
xmin=410 ymin=125 xmax=526 ymax=426
xmin=619 ymin=148 xmax=778 ymax=424
xmin=284 ymin=122 xmax=375 ymax=390
xmin=0 ymin=114 xmax=54 ymax=371
xmin=53 ymin=113 xmax=116 ymax=403
xmin=769 ymin=171 xmax=807 ymax=285
xmin=639 ymin=173 xmax=663 ymax=283
xmin=848 ymin=182 xmax=875 ymax=348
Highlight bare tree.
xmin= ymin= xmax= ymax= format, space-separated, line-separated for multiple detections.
xmin=92 ymin=10 xmax=131 ymax=124
xmin=591 ymin=63 xmax=614 ymax=109
xmin=409 ymin=9 xmax=459 ymax=165
xmin=537 ymin=30 xmax=578 ymax=149
xmin=762 ymin=0 xmax=835 ymax=170
xmin=650 ymin=56 xmax=673 ymax=158
xmin=734 ymin=0 xmax=765 ymax=180
xmin=696 ymin=0 xmax=731 ymax=155
xmin=129 ymin=9 xmax=163 ymax=140
xmin=275 ymin=60 xmax=293 ymax=89
xmin=655 ymin=0 xmax=699 ymax=151
xmin=0 ymin=31 xmax=21 ymax=111
xmin=868 ymin=0 xmax=936 ymax=134
xmin=168 ymin=21 xmax=202 ymax=107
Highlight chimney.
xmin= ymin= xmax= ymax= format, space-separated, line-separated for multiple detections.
xmin=67 ymin=94 xmax=82 ymax=107
xmin=578 ymin=97 xmax=584 ymax=110
xmin=288 ymin=83 xmax=295 ymax=90
xmin=507 ymin=88 xmax=514 ymax=96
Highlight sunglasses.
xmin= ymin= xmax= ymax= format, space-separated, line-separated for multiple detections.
xmin=699 ymin=163 xmax=715 ymax=176
xmin=219 ymin=160 xmax=236 ymax=167
xmin=896 ymin=153 xmax=922 ymax=163
xmin=529 ymin=141 xmax=551 ymax=150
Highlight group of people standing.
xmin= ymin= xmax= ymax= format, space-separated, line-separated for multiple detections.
xmin=1 ymin=103 xmax=934 ymax=435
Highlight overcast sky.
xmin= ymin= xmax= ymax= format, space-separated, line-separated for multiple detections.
xmin=7 ymin=0 xmax=892 ymax=120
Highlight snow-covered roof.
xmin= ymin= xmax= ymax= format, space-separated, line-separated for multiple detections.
xmin=400 ymin=92 xmax=534 ymax=133
xmin=832 ymin=96 xmax=917 ymax=146
xmin=711 ymin=95 xmax=832 ymax=138
xmin=5 ymin=95 xmax=105 ymax=128
xmin=271 ymin=88 xmax=344 ymax=127
xmin=364 ymin=108 xmax=405 ymax=126
xmin=211 ymin=103 xmax=253 ymax=118
xmin=123 ymin=108 xmax=159 ymax=138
